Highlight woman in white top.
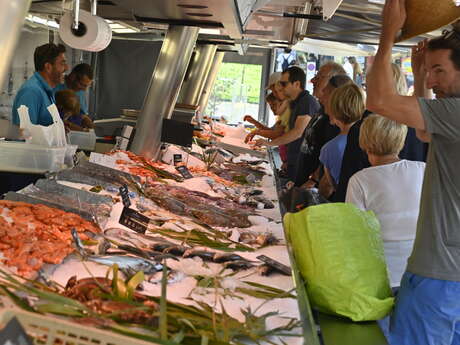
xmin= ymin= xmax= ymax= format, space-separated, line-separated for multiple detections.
xmin=346 ymin=114 xmax=425 ymax=288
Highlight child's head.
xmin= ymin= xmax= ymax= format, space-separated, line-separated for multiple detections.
xmin=266 ymin=92 xmax=280 ymax=113
xmin=55 ymin=90 xmax=80 ymax=118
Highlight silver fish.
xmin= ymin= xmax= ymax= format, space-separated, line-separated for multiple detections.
xmin=87 ymin=255 xmax=163 ymax=275
xmin=72 ymin=229 xmax=164 ymax=275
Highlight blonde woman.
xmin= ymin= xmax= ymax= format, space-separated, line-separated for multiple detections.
xmin=334 ymin=63 xmax=426 ymax=202
xmin=346 ymin=115 xmax=425 ymax=288
xmin=318 ymin=83 xmax=364 ymax=198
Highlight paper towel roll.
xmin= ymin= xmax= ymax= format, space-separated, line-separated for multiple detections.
xmin=59 ymin=10 xmax=112 ymax=52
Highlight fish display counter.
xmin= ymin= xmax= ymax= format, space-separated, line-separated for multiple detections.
xmin=0 ymin=123 xmax=309 ymax=345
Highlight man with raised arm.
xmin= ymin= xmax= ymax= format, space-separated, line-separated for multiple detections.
xmin=367 ymin=0 xmax=460 ymax=343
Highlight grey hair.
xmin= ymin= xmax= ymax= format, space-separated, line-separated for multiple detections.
xmin=321 ymin=61 xmax=347 ymax=77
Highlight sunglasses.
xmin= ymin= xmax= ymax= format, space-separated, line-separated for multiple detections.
xmin=278 ymin=81 xmax=291 ymax=87
xmin=442 ymin=29 xmax=460 ymax=41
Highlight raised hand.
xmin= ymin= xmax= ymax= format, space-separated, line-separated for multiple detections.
xmin=411 ymin=39 xmax=428 ymax=78
xmin=381 ymin=0 xmax=407 ymax=42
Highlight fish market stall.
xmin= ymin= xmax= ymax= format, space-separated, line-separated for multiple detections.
xmin=0 ymin=124 xmax=309 ymax=345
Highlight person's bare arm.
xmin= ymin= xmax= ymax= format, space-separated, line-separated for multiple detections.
xmin=243 ymin=115 xmax=269 ymax=130
xmin=366 ymin=0 xmax=426 ymax=130
xmin=319 ymin=167 xmax=335 ymax=199
xmin=301 ymin=166 xmax=321 ymax=189
xmin=255 ymin=115 xmax=311 ymax=147
xmin=245 ymin=126 xmax=285 ymax=143
xmin=411 ymin=39 xmax=432 ymax=142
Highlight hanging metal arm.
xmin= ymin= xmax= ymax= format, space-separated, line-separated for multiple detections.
xmin=91 ymin=0 xmax=97 ymax=15
xmin=73 ymin=0 xmax=80 ymax=29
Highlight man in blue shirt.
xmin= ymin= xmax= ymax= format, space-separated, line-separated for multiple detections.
xmin=12 ymin=43 xmax=68 ymax=126
xmin=54 ymin=63 xmax=94 ymax=120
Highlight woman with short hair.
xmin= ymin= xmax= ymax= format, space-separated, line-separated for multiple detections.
xmin=318 ymin=83 xmax=364 ymax=198
xmin=346 ymin=114 xmax=425 ymax=288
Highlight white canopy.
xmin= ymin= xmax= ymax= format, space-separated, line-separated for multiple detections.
xmin=293 ymin=38 xmax=374 ymax=57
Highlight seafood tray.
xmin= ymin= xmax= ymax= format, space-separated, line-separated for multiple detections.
xmin=56 ymin=170 xmax=118 ymax=189
xmin=0 ymin=308 xmax=160 ymax=345
xmin=35 ymin=179 xmax=113 ymax=205
xmin=215 ymin=141 xmax=267 ymax=159
xmin=4 ymin=191 xmax=98 ymax=223
xmin=78 ymin=160 xmax=141 ymax=184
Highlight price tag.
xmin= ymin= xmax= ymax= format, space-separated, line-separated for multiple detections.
xmin=119 ymin=207 xmax=149 ymax=234
xmin=175 ymin=165 xmax=193 ymax=179
xmin=114 ymin=136 xmax=129 ymax=151
xmin=256 ymin=255 xmax=292 ymax=276
xmin=89 ymin=152 xmax=117 ymax=169
xmin=119 ymin=184 xmax=131 ymax=207
xmin=0 ymin=317 xmax=33 ymax=345
xmin=173 ymin=154 xmax=182 ymax=166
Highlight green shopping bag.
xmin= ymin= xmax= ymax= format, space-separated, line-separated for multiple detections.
xmin=284 ymin=203 xmax=394 ymax=321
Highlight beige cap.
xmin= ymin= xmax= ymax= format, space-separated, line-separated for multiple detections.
xmin=397 ymin=0 xmax=460 ymax=42
xmin=266 ymin=72 xmax=282 ymax=90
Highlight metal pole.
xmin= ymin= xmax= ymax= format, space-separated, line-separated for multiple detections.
xmin=73 ymin=0 xmax=80 ymax=30
xmin=0 ymin=0 xmax=31 ymax=92
xmin=177 ymin=44 xmax=217 ymax=106
xmin=91 ymin=0 xmax=97 ymax=15
xmin=198 ymin=51 xmax=224 ymax=119
xmin=131 ymin=25 xmax=199 ymax=159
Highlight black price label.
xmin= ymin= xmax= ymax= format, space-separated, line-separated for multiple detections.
xmin=0 ymin=317 xmax=33 ymax=345
xmin=119 ymin=184 xmax=131 ymax=208
xmin=119 ymin=207 xmax=149 ymax=234
xmin=176 ymin=165 xmax=193 ymax=179
xmin=256 ymin=255 xmax=292 ymax=276
xmin=173 ymin=154 xmax=182 ymax=166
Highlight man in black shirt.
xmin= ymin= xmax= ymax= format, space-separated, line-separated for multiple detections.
xmin=256 ymin=66 xmax=320 ymax=180
xmin=294 ymin=62 xmax=348 ymax=186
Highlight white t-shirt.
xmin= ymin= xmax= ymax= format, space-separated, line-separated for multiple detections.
xmin=346 ymin=160 xmax=426 ymax=287
xmin=343 ymin=61 xmax=354 ymax=79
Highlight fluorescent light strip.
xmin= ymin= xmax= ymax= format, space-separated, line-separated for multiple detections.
xmin=113 ymin=28 xmax=137 ymax=33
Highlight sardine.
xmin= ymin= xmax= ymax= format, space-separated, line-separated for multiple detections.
xmin=213 ymin=253 xmax=247 ymax=263
xmin=151 ymin=242 xmax=176 ymax=252
xmin=163 ymin=245 xmax=189 ymax=256
xmin=224 ymin=260 xmax=254 ymax=271
xmin=182 ymin=249 xmax=216 ymax=261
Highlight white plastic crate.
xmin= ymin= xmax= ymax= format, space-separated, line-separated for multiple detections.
xmin=0 ymin=142 xmax=67 ymax=173
xmin=0 ymin=308 xmax=161 ymax=345
xmin=68 ymin=130 xmax=96 ymax=151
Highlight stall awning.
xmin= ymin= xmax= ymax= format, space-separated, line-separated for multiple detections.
xmin=293 ymin=37 xmax=374 ymax=56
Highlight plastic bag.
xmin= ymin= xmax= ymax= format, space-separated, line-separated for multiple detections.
xmin=18 ymin=104 xmax=67 ymax=147
xmin=284 ymin=203 xmax=394 ymax=321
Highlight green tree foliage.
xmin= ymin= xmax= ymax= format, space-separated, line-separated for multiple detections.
xmin=211 ymin=63 xmax=262 ymax=104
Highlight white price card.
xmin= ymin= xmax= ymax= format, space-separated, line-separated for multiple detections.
xmin=89 ymin=152 xmax=117 ymax=169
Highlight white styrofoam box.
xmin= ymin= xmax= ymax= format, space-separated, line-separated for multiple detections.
xmin=0 ymin=141 xmax=67 ymax=173
xmin=68 ymin=130 xmax=96 ymax=151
